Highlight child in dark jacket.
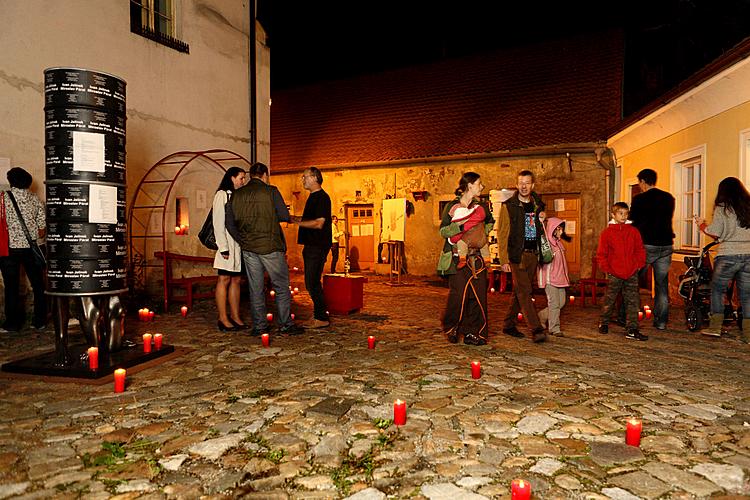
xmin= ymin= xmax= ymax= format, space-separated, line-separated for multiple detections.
xmin=596 ymin=202 xmax=647 ymax=340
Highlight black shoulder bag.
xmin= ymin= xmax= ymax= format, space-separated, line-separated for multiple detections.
xmin=6 ymin=191 xmax=47 ymax=268
xmin=198 ymin=190 xmax=231 ymax=250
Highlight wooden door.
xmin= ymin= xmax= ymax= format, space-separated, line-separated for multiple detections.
xmin=345 ymin=204 xmax=374 ymax=270
xmin=541 ymin=194 xmax=581 ymax=275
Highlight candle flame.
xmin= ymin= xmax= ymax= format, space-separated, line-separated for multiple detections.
xmin=395 ymin=399 xmax=403 ymax=404
xmin=629 ymin=418 xmax=639 ymax=425
xmin=519 ymin=479 xmax=525 ymax=487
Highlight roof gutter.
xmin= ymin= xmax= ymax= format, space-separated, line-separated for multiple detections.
xmin=279 ymin=142 xmax=609 ymax=172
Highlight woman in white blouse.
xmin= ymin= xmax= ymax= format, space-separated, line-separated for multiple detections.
xmin=213 ymin=167 xmax=247 ymax=331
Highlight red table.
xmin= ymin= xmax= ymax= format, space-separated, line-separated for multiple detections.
xmin=323 ymin=274 xmax=367 ymax=315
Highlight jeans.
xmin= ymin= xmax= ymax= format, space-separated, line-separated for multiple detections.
xmin=0 ymin=248 xmax=47 ymax=330
xmin=711 ymin=254 xmax=750 ymax=316
xmin=503 ymin=251 xmax=542 ymax=331
xmin=303 ymin=245 xmax=330 ymax=321
xmin=242 ymin=250 xmax=293 ymax=330
xmin=642 ymin=245 xmax=673 ymax=327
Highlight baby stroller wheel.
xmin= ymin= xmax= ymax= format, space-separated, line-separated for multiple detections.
xmin=685 ymin=304 xmax=703 ymax=332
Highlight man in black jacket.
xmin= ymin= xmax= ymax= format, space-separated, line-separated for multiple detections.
xmin=497 ymin=170 xmax=548 ymax=343
xmin=629 ymin=168 xmax=675 ymax=330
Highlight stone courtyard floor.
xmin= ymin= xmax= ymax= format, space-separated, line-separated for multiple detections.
xmin=1 ymin=274 xmax=750 ymax=499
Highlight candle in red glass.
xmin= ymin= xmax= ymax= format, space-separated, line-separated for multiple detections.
xmin=174 ymin=226 xmax=181 ymax=235
xmin=270 ymin=290 xmax=275 ymax=297
xmin=517 ymin=312 xmax=523 ymax=321
xmin=180 ymin=306 xmax=188 ymax=317
xmin=179 ymin=224 xmax=186 ymax=235
xmin=645 ymin=309 xmax=652 ymax=319
xmin=114 ymin=368 xmax=126 ymax=393
xmin=638 ymin=311 xmax=644 ymax=321
xmin=471 ymin=360 xmax=481 ymax=379
xmin=569 ymin=295 xmax=575 ymax=305
xmin=148 ymin=310 xmax=155 ymax=322
xmin=393 ymin=399 xmax=407 ymax=426
xmin=368 ymin=336 xmax=375 ymax=349
xmin=143 ymin=333 xmax=152 ymax=353
xmin=294 ymin=287 xmax=299 ymax=293
xmin=625 ymin=418 xmax=642 ymax=446
xmin=138 ymin=308 xmax=144 ymax=321
xmin=490 ymin=287 xmax=495 ymax=293
xmin=153 ymin=333 xmax=163 ymax=350
xmin=266 ymin=313 xmax=273 ymax=322
xmin=261 ymin=333 xmax=270 ymax=347
xmin=87 ymin=347 xmax=99 ymax=370
xmin=511 ymin=479 xmax=531 ymax=500
xmin=291 ymin=313 xmax=295 ymax=320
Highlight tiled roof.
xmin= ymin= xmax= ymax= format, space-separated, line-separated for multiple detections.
xmin=271 ymin=31 xmax=623 ymax=172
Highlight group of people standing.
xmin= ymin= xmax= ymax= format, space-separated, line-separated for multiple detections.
xmin=211 ymin=163 xmax=333 ymax=336
xmin=439 ymin=167 xmax=750 ymax=345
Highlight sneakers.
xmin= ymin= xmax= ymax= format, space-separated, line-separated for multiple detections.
xmin=598 ymin=323 xmax=609 ymax=334
xmin=302 ymin=319 xmax=330 ymax=329
xmin=531 ymin=327 xmax=548 ymax=343
xmin=279 ymin=324 xmax=305 ymax=335
xmin=625 ymin=328 xmax=648 ymax=341
xmin=503 ymin=326 xmax=524 ymax=338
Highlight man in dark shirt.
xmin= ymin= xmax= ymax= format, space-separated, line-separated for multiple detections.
xmin=497 ymin=170 xmax=548 ymax=343
xmin=292 ymin=167 xmax=332 ymax=328
xmin=629 ymin=168 xmax=675 ymax=330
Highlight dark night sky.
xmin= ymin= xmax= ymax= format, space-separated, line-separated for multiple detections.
xmin=259 ymin=0 xmax=750 ymax=116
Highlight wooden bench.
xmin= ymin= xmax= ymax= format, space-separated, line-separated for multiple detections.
xmin=154 ymin=251 xmax=217 ymax=310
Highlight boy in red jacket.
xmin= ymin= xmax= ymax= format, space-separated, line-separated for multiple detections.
xmin=596 ymin=202 xmax=647 ymax=340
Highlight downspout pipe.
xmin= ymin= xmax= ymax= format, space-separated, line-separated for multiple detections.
xmin=595 ymin=146 xmax=617 ymax=215
xmin=249 ymin=0 xmax=257 ymax=163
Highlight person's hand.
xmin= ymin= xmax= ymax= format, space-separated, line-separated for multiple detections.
xmin=693 ymin=215 xmax=706 ymax=226
xmin=290 ymin=215 xmax=302 ymax=224
xmin=501 ymin=263 xmax=511 ymax=272
xmin=221 ymin=251 xmax=229 ymax=260
xmin=539 ymin=211 xmax=546 ymax=222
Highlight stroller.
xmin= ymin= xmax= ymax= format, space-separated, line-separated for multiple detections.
xmin=678 ymin=241 xmax=743 ymax=331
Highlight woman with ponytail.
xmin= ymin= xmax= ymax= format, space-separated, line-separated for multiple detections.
xmin=437 ymin=172 xmax=495 ymax=345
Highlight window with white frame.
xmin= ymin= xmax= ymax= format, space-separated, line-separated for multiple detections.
xmin=130 ymin=0 xmax=189 ymax=53
xmin=671 ymin=146 xmax=705 ymax=251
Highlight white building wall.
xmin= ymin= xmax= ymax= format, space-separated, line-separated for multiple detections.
xmin=0 ymin=0 xmax=270 ymax=196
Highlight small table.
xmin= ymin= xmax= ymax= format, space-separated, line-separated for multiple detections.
xmin=323 ymin=274 xmax=367 ymax=315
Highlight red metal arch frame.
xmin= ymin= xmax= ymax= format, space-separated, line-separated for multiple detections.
xmin=127 ymin=149 xmax=251 ymax=310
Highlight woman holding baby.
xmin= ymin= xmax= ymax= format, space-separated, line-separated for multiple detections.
xmin=437 ymin=172 xmax=495 ymax=345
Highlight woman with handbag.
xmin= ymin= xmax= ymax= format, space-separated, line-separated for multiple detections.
xmin=0 ymin=167 xmax=47 ymax=332
xmin=213 ymin=167 xmax=247 ymax=331
xmin=437 ymin=172 xmax=494 ymax=345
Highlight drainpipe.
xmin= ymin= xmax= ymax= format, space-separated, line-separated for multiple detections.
xmin=595 ymin=146 xmax=616 ymax=212
xmin=249 ymin=0 xmax=257 ymax=163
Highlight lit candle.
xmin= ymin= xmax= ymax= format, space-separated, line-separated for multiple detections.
xmin=270 ymin=290 xmax=276 ymax=297
xmin=511 ymin=478 xmax=531 ymax=500
xmin=148 ymin=310 xmax=155 ymax=322
xmin=645 ymin=309 xmax=652 ymax=320
xmin=174 ymin=226 xmax=181 ymax=235
xmin=87 ymin=347 xmax=99 ymax=370
xmin=261 ymin=333 xmax=270 ymax=347
xmin=368 ymin=336 xmax=375 ymax=349
xmin=291 ymin=313 xmax=295 ymax=320
xmin=114 ymin=368 xmax=126 ymax=393
xmin=266 ymin=313 xmax=273 ymax=322
xmin=179 ymin=224 xmax=186 ymax=235
xmin=181 ymin=306 xmax=188 ymax=317
xmin=393 ymin=399 xmax=407 ymax=426
xmin=644 ymin=305 xmax=650 ymax=311
xmin=471 ymin=360 xmax=481 ymax=379
xmin=638 ymin=311 xmax=644 ymax=321
xmin=294 ymin=287 xmax=299 ymax=293
xmin=138 ymin=308 xmax=145 ymax=321
xmin=490 ymin=287 xmax=495 ymax=293
xmin=293 ymin=266 xmax=299 ymax=271
xmin=625 ymin=418 xmax=642 ymax=447
xmin=569 ymin=295 xmax=575 ymax=305
xmin=153 ymin=333 xmax=163 ymax=350
xmin=143 ymin=333 xmax=152 ymax=353
xmin=531 ymin=298 xmax=535 ymax=302
xmin=517 ymin=312 xmax=523 ymax=321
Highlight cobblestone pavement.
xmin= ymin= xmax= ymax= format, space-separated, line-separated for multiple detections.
xmin=1 ymin=275 xmax=750 ymax=499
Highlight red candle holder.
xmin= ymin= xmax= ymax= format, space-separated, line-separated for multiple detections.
xmin=261 ymin=333 xmax=270 ymax=347
xmin=293 ymin=287 xmax=299 ymax=293
xmin=471 ymin=360 xmax=481 ymax=379
xmin=645 ymin=310 xmax=652 ymax=320
xmin=517 ymin=312 xmax=523 ymax=321
xmin=270 ymin=290 xmax=276 ymax=297
xmin=114 ymin=368 xmax=126 ymax=393
xmin=367 ymin=336 xmax=375 ymax=349
xmin=291 ymin=313 xmax=295 ymax=320
xmin=154 ymin=333 xmax=163 ymax=350
xmin=143 ymin=333 xmax=152 ymax=353
xmin=174 ymin=226 xmax=181 ymax=235
xmin=87 ymin=347 xmax=98 ymax=370
xmin=148 ymin=310 xmax=155 ymax=322
xmin=266 ymin=313 xmax=273 ymax=322
xmin=638 ymin=311 xmax=644 ymax=321
xmin=625 ymin=418 xmax=642 ymax=446
xmin=180 ymin=305 xmax=188 ymax=317
xmin=393 ymin=399 xmax=407 ymax=426
xmin=511 ymin=479 xmax=531 ymax=500
xmin=569 ymin=295 xmax=575 ymax=305
xmin=490 ymin=287 xmax=495 ymax=293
